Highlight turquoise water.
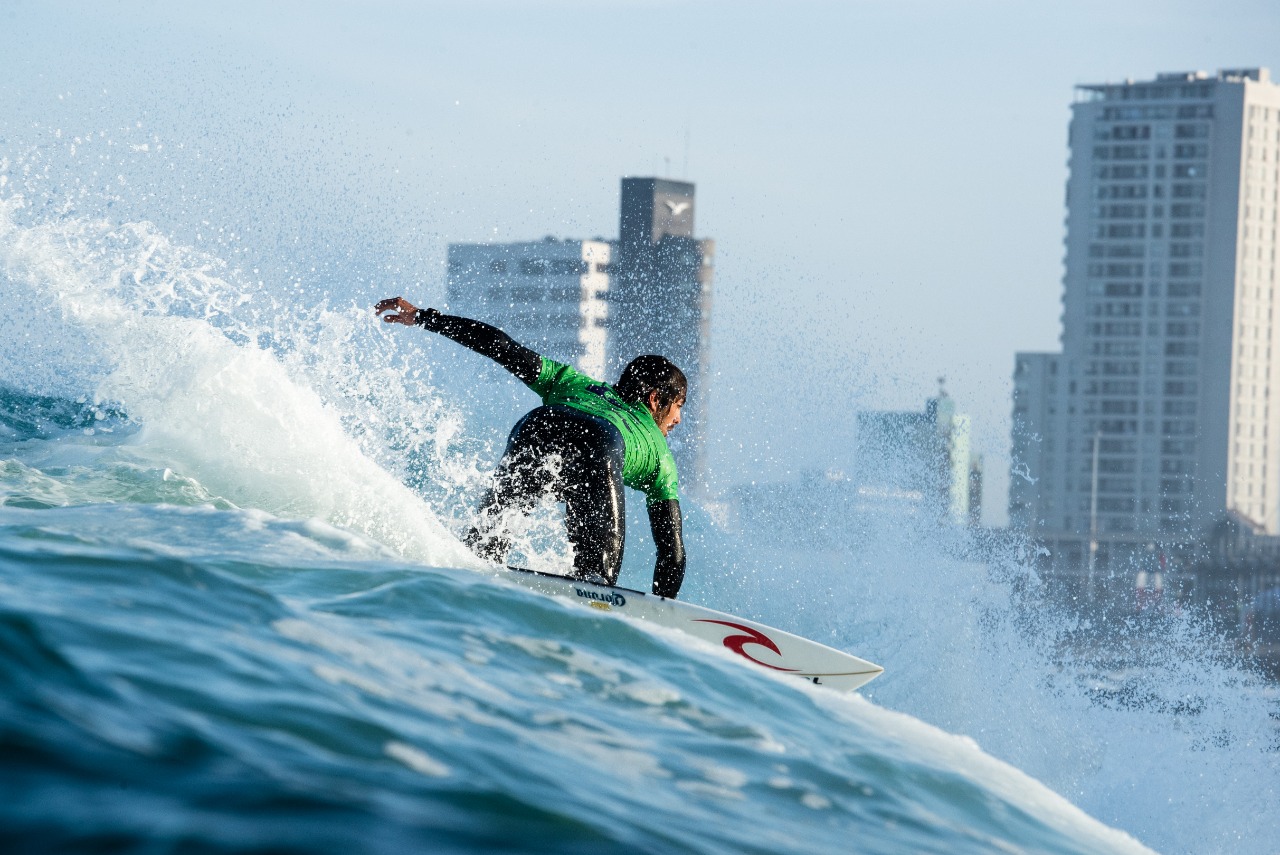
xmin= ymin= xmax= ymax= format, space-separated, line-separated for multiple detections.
xmin=0 ymin=83 xmax=1276 ymax=855
xmin=1 ymin=388 xmax=1154 ymax=855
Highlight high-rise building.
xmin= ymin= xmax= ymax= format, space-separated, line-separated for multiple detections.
xmin=1012 ymin=68 xmax=1280 ymax=585
xmin=444 ymin=238 xmax=611 ymax=378
xmin=857 ymin=389 xmax=976 ymax=526
xmin=610 ymin=178 xmax=715 ymax=488
xmin=1010 ymin=353 xmax=1062 ymax=536
xmin=967 ymin=454 xmax=985 ymax=529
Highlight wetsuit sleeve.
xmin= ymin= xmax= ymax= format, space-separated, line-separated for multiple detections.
xmin=415 ymin=309 xmax=541 ymax=385
xmin=647 ymin=499 xmax=686 ymax=599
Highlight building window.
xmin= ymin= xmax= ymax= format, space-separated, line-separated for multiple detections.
xmin=1171 ymin=183 xmax=1206 ymax=199
xmin=1174 ymin=143 xmax=1209 ymax=159
xmin=1163 ymin=380 xmax=1198 ymax=396
xmin=1160 ymin=439 xmax=1197 ymax=456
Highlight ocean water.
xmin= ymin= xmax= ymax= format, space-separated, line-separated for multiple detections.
xmin=0 ymin=125 xmax=1277 ymax=855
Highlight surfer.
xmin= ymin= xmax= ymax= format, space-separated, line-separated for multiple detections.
xmin=376 ymin=297 xmax=687 ymax=599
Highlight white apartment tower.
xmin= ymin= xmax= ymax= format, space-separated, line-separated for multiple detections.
xmin=1012 ymin=68 xmax=1280 ymax=581
xmin=445 ymin=238 xmax=611 ymax=378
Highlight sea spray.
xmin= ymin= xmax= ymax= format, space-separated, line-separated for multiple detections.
xmin=0 ymin=197 xmax=475 ymax=565
xmin=701 ymin=451 xmax=1279 ymax=853
xmin=1 ymin=132 xmax=1276 ymax=855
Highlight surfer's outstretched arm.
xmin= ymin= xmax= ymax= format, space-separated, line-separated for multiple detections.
xmin=376 ymin=297 xmax=541 ymax=384
xmin=648 ymin=498 xmax=686 ymax=598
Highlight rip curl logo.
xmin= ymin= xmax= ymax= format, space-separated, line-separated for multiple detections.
xmin=574 ymin=587 xmax=626 ymax=608
xmin=695 ymin=620 xmax=799 ymax=672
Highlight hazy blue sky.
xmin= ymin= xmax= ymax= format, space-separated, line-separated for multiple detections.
xmin=4 ymin=0 xmax=1279 ymax=522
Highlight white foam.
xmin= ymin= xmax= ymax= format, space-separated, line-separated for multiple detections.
xmin=384 ymin=741 xmax=451 ymax=778
xmin=0 ymin=197 xmax=477 ymax=567
xmin=818 ymin=694 xmax=1159 ymax=854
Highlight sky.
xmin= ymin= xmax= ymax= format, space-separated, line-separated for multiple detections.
xmin=3 ymin=0 xmax=1279 ymax=524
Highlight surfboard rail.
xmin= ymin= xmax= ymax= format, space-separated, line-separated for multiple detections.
xmin=501 ymin=566 xmax=884 ymax=692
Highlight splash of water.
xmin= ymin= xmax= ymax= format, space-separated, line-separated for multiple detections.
xmin=2 ymin=140 xmax=1277 ymax=853
xmin=0 ymin=193 xmax=477 ymax=565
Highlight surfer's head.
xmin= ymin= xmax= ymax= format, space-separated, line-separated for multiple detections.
xmin=617 ymin=355 xmax=686 ymax=436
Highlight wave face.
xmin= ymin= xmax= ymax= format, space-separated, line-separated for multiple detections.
xmin=0 ymin=397 xmax=1151 ymax=855
xmin=0 ymin=89 xmax=1276 ymax=855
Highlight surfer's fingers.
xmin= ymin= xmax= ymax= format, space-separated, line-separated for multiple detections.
xmin=374 ymin=296 xmax=407 ymax=314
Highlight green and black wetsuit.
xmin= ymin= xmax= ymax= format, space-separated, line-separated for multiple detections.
xmin=417 ymin=310 xmax=686 ymax=598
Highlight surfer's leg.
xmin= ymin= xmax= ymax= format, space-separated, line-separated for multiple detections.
xmin=462 ymin=475 xmax=526 ymax=562
xmin=463 ymin=478 xmax=520 ymax=563
xmin=463 ymin=409 xmax=553 ymax=563
xmin=562 ymin=416 xmax=626 ymax=584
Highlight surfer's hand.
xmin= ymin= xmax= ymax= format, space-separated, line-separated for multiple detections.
xmin=375 ymin=296 xmax=420 ymax=326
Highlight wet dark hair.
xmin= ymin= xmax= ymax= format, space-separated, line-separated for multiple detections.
xmin=616 ymin=355 xmax=687 ymax=410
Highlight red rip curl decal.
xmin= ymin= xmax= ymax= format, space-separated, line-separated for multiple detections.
xmin=695 ymin=620 xmax=799 ymax=672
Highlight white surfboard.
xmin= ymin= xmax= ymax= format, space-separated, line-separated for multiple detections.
xmin=501 ymin=566 xmax=883 ymax=692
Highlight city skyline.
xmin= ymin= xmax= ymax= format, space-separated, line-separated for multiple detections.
xmin=4 ymin=2 xmax=1278 ymax=523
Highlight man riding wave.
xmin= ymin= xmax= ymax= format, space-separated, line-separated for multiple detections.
xmin=376 ymin=297 xmax=687 ymax=599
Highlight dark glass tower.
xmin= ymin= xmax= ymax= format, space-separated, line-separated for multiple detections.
xmin=610 ymin=178 xmax=714 ymax=490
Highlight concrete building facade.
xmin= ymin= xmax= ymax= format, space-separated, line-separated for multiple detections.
xmin=1010 ymin=353 xmax=1063 ymax=535
xmin=857 ymin=389 xmax=978 ymax=526
xmin=444 ymin=238 xmax=611 ymax=378
xmin=610 ymin=178 xmax=715 ymax=489
xmin=1012 ymin=68 xmax=1280 ymax=586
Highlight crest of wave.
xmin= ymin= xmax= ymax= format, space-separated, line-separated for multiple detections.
xmin=0 ymin=193 xmax=479 ymax=566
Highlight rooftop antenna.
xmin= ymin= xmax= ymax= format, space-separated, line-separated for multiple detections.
xmin=682 ymin=126 xmax=690 ymax=177
xmin=664 ymin=155 xmax=671 ymax=176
